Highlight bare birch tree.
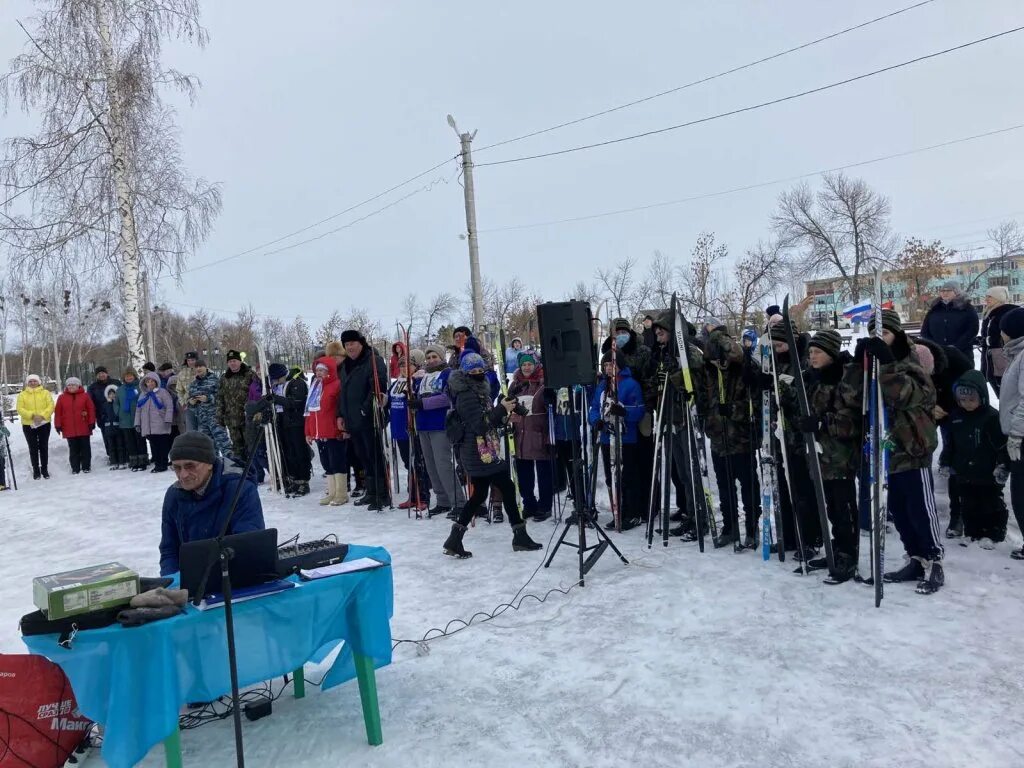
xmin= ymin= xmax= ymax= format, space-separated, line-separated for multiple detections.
xmin=0 ymin=0 xmax=221 ymax=371
xmin=678 ymin=232 xmax=726 ymax=320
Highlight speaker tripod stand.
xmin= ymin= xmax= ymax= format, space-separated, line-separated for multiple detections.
xmin=544 ymin=396 xmax=628 ymax=584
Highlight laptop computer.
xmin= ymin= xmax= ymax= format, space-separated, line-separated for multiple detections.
xmin=179 ymin=528 xmax=280 ymax=605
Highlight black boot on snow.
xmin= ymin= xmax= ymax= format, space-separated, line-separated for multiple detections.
xmin=443 ymin=524 xmax=472 ymax=558
xmin=916 ymin=560 xmax=945 ymax=595
xmin=428 ymin=505 xmax=451 ymax=519
xmin=945 ymin=518 xmax=963 ymax=538
xmin=1012 ymin=546 xmax=1024 ymax=561
xmin=884 ymin=557 xmax=925 ymax=583
xmin=669 ymin=509 xmax=685 ymax=523
xmin=512 ymin=523 xmax=543 ymax=552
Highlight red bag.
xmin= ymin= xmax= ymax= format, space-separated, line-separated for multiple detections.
xmin=0 ymin=654 xmax=91 ymax=768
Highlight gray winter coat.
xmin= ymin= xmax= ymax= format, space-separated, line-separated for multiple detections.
xmin=448 ymin=369 xmax=511 ymax=478
xmin=999 ymin=336 xmax=1024 ymax=438
xmin=135 ymin=377 xmax=175 ymax=436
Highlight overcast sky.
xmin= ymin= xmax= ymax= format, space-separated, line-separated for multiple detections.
xmin=2 ymin=0 xmax=1023 ymax=332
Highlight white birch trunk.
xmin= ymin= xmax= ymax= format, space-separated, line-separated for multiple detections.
xmin=95 ymin=0 xmax=146 ymax=372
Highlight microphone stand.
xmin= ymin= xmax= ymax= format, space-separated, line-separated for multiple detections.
xmin=191 ymin=432 xmax=266 ymax=768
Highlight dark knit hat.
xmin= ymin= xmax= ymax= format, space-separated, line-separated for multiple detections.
xmin=184 ymin=351 xmax=198 ymax=361
xmin=226 ymin=350 xmax=242 ymax=362
xmin=652 ymin=311 xmax=673 ymax=333
xmin=464 ymin=336 xmax=481 ymax=354
xmin=169 ymin=432 xmax=217 ymax=465
xmin=808 ymin=329 xmax=842 ymax=360
xmin=95 ymin=366 xmax=108 ymax=375
xmin=769 ymin=318 xmax=796 ymax=343
xmin=340 ymin=329 xmax=364 ymax=345
xmin=453 ymin=325 xmax=472 ymax=337
xmin=1000 ymin=307 xmax=1024 ymax=340
xmin=142 ymin=362 xmax=156 ymax=372
xmin=765 ymin=304 xmax=781 ymax=318
xmin=158 ymin=362 xmax=174 ymax=372
xmin=268 ymin=363 xmax=288 ymax=381
xmin=612 ymin=317 xmax=631 ymax=331
xmin=867 ymin=308 xmax=903 ymax=335
xmin=600 ymin=350 xmax=626 ymax=370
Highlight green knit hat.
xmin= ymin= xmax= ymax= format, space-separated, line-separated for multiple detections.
xmin=808 ymin=329 xmax=842 ymax=360
xmin=867 ymin=308 xmax=902 ymax=335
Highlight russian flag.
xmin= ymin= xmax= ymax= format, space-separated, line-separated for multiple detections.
xmin=842 ymin=299 xmax=894 ymax=322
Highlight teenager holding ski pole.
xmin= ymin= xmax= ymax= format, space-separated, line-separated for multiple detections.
xmin=860 ymin=309 xmax=944 ymax=595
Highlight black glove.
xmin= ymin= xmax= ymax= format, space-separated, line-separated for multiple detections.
xmin=862 ymin=337 xmax=894 ymax=364
xmin=607 ymin=402 xmax=626 ymax=417
xmin=796 ymin=414 xmax=823 ymax=434
xmin=595 ymin=419 xmax=606 ymax=432
xmin=264 ymin=393 xmax=274 ymax=402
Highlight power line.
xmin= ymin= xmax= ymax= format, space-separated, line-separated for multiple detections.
xmin=476 ymin=26 xmax=1024 ymax=168
xmin=475 ymin=0 xmax=938 ymax=153
xmin=176 ymin=167 xmax=457 ymax=277
xmin=155 ymin=154 xmax=458 ymax=282
xmin=478 ymin=124 xmax=1024 ymax=233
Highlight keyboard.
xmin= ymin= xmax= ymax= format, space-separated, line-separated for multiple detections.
xmin=276 ymin=539 xmax=350 ymax=576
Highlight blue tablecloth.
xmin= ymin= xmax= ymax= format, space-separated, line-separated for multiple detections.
xmin=22 ymin=544 xmax=393 ymax=768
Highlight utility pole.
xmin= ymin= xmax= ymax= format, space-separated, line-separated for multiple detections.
xmin=141 ymin=270 xmax=155 ymax=363
xmin=447 ymin=115 xmax=484 ymax=334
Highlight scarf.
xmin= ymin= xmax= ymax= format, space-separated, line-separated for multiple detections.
xmin=138 ymin=390 xmax=165 ymax=410
xmin=304 ymin=377 xmax=323 ymax=415
xmin=121 ymin=382 xmax=139 ymax=414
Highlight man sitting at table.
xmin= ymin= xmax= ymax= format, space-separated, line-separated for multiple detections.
xmin=159 ymin=432 xmax=265 ymax=575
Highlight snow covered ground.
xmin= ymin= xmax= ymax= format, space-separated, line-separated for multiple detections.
xmin=3 ymin=425 xmax=1024 ymax=768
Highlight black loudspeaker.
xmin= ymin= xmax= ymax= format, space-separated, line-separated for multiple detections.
xmin=536 ymin=301 xmax=596 ymax=389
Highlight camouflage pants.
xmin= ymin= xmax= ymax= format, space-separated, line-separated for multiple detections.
xmin=225 ymin=423 xmax=247 ymax=463
xmin=193 ymin=406 xmax=234 ymax=458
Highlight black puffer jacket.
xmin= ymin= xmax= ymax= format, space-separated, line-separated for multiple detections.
xmin=920 ymin=296 xmax=979 ymax=360
xmin=448 ymin=369 xmax=511 ymax=478
xmin=338 ymin=344 xmax=388 ymax=433
xmin=273 ymin=370 xmax=309 ymax=430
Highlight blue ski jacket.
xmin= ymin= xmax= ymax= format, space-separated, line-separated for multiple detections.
xmin=587 ymin=368 xmax=645 ymax=445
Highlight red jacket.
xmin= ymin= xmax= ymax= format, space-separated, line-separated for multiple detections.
xmin=389 ymin=341 xmax=406 ymax=380
xmin=53 ymin=387 xmax=96 ymax=438
xmin=304 ymin=357 xmax=343 ymax=440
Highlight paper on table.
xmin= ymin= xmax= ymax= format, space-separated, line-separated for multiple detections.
xmin=299 ymin=558 xmax=387 ymax=580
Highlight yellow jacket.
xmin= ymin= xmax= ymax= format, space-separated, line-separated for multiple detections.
xmin=17 ymin=387 xmax=55 ymax=424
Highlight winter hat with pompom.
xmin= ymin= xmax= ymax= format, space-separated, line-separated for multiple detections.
xmin=460 ymin=352 xmax=486 ymax=375
xmin=999 ymin=307 xmax=1024 ymax=340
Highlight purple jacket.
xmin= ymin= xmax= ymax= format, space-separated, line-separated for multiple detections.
xmin=135 ymin=375 xmax=175 ymax=436
xmin=248 ymin=377 xmax=263 ymax=402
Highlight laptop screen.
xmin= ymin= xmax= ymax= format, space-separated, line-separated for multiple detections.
xmin=179 ymin=528 xmax=279 ymax=602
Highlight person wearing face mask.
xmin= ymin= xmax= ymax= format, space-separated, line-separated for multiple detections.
xmin=920 ymin=280 xmax=980 ymax=363
xmin=441 ymin=352 xmax=543 ymax=558
xmin=601 ymin=318 xmax=654 ymax=522
xmin=16 ymin=373 xmax=53 ymax=479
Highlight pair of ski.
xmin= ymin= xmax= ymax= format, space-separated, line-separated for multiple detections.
xmin=255 ymin=340 xmax=285 ymax=495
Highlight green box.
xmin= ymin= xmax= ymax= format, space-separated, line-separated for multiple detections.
xmin=33 ymin=562 xmax=140 ymax=619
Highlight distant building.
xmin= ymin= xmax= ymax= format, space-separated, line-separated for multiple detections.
xmin=804 ymin=254 xmax=1022 ymax=328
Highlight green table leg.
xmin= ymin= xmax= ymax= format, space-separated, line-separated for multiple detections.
xmin=293 ymin=666 xmax=306 ymax=699
xmin=163 ymin=725 xmax=183 ymax=768
xmin=353 ymin=653 xmax=382 ymax=745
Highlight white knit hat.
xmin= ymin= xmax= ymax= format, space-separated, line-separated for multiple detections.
xmin=26 ymin=374 xmax=41 ymax=385
xmin=986 ymin=285 xmax=1010 ymax=303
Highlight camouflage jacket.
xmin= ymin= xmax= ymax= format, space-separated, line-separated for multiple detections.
xmin=770 ymin=349 xmax=806 ymax=453
xmin=877 ymin=344 xmax=939 ymax=473
xmin=701 ymin=329 xmax=755 ymax=456
xmin=805 ymin=352 xmax=862 ymax=480
xmin=187 ymin=371 xmax=221 ymax=413
xmin=645 ymin=338 xmax=706 ymax=428
xmin=216 ymin=364 xmax=257 ymax=429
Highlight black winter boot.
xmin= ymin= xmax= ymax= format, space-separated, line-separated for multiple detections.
xmin=511 ymin=523 xmax=542 ymax=552
xmin=443 ymin=524 xmax=472 ymax=558
xmin=916 ymin=560 xmax=945 ymax=595
xmin=884 ymin=557 xmax=925 ymax=583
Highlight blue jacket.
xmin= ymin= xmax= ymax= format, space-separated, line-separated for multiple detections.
xmin=504 ymin=345 xmax=522 ymax=375
xmin=159 ymin=460 xmax=265 ymax=575
xmin=414 ymin=367 xmax=452 ymax=432
xmin=552 ymin=385 xmax=591 ymax=442
xmin=587 ymin=368 xmax=645 ymax=445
